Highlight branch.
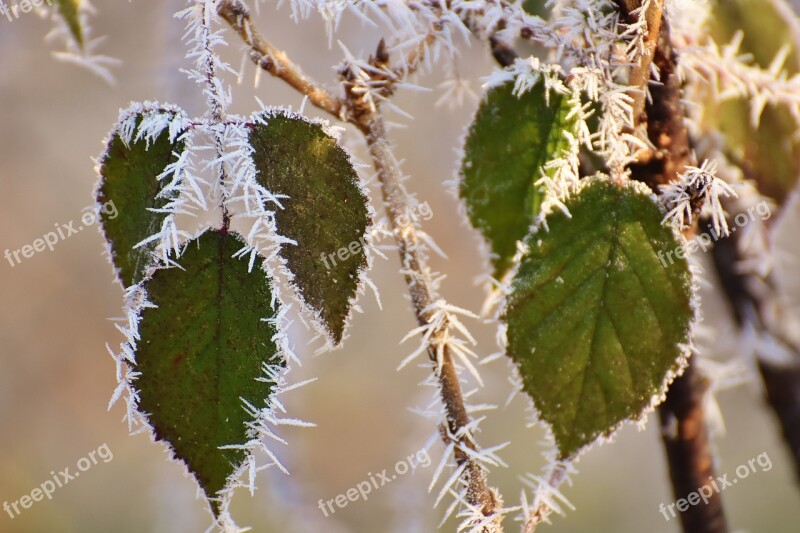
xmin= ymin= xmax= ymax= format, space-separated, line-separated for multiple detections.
xmin=361 ymin=112 xmax=501 ymax=524
xmin=615 ymin=0 xmax=664 ymax=126
xmin=218 ymin=0 xmax=504 ymax=527
xmin=521 ymin=464 xmax=570 ymax=533
xmin=217 ymin=0 xmax=343 ymax=119
xmin=454 ymin=17 xmax=579 ymax=533
xmin=626 ymin=7 xmax=692 ymax=189
xmin=658 ymin=360 xmax=729 ymax=533
xmin=681 ymin=31 xmax=800 ymax=128
xmin=613 ymin=4 xmax=728 ymax=532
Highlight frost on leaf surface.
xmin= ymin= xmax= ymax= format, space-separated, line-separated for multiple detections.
xmin=705 ymin=0 xmax=800 ymax=202
xmin=503 ymin=178 xmax=694 ymax=459
xmin=135 ymin=230 xmax=283 ymax=515
xmin=53 ymin=0 xmax=85 ymax=48
xmin=248 ymin=111 xmax=370 ymax=345
xmin=460 ymin=81 xmax=579 ymax=279
xmin=522 ymin=0 xmax=549 ymax=17
xmin=97 ymin=110 xmax=186 ymax=287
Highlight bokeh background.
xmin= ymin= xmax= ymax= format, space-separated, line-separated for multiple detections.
xmin=2 ymin=1 xmax=800 ymax=532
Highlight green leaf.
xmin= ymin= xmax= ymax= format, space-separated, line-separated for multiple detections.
xmin=97 ymin=110 xmax=186 ymax=287
xmin=248 ymin=112 xmax=371 ymax=345
xmin=135 ymin=230 xmax=283 ymax=515
xmin=522 ymin=0 xmax=548 ymax=17
xmin=53 ymin=0 xmax=84 ymax=48
xmin=706 ymin=0 xmax=800 ymax=202
xmin=460 ymin=81 xmax=579 ymax=279
xmin=503 ymin=178 xmax=694 ymax=459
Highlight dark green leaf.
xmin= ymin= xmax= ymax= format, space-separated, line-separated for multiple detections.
xmin=522 ymin=0 xmax=548 ymax=17
xmin=706 ymin=0 xmax=800 ymax=202
xmin=249 ymin=112 xmax=370 ymax=345
xmin=54 ymin=0 xmax=84 ymax=48
xmin=97 ymin=110 xmax=186 ymax=287
xmin=460 ymin=81 xmax=579 ymax=279
xmin=504 ymin=178 xmax=694 ymax=459
xmin=136 ymin=230 xmax=283 ymax=515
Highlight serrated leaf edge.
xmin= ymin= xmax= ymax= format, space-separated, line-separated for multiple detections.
xmin=497 ymin=176 xmax=700 ymax=462
xmin=241 ymin=107 xmax=378 ymax=351
xmin=454 ymin=83 xmax=582 ymax=318
xmin=93 ymin=101 xmax=194 ymax=287
xmin=105 ymin=230 xmax=303 ymax=525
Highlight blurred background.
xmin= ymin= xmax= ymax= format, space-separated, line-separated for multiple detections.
xmin=2 ymin=1 xmax=800 ymax=532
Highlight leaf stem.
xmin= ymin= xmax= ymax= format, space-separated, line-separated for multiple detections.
xmin=521 ymin=464 xmax=568 ymax=533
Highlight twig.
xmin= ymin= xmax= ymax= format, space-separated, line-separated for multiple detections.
xmin=615 ymin=0 xmax=664 ymax=126
xmin=658 ymin=360 xmax=728 ymax=533
xmin=614 ymin=4 xmax=728 ymax=532
xmin=453 ymin=17 xmax=576 ymax=533
xmin=361 ymin=112 xmax=501 ymax=523
xmin=218 ymin=0 xmax=343 ymax=119
xmin=217 ymin=0 xmax=503 ymax=526
xmin=625 ymin=3 xmax=691 ymax=188
xmin=521 ymin=465 xmax=568 ymax=533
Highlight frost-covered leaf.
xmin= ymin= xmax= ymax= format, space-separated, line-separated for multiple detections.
xmin=706 ymin=0 xmax=800 ymax=202
xmin=249 ymin=112 xmax=370 ymax=345
xmin=54 ymin=0 xmax=84 ymax=48
xmin=504 ymin=178 xmax=694 ymax=459
xmin=97 ymin=110 xmax=186 ymax=287
xmin=522 ymin=0 xmax=548 ymax=16
xmin=460 ymin=81 xmax=579 ymax=279
xmin=136 ymin=230 xmax=282 ymax=515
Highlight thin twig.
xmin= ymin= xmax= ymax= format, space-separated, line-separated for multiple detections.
xmin=217 ymin=0 xmax=503 ymax=526
xmin=521 ymin=465 xmax=568 ymax=533
xmin=615 ymin=0 xmax=664 ymax=126
xmin=361 ymin=112 xmax=501 ymax=522
xmin=624 ymin=2 xmax=691 ymax=188
xmin=616 ymin=5 xmax=728 ymax=532
xmin=218 ymin=1 xmax=343 ymax=119
xmin=453 ymin=17 xmax=576 ymax=533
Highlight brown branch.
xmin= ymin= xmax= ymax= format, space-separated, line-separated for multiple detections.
xmin=712 ymin=221 xmax=800 ymax=483
xmin=613 ymin=3 xmax=728 ymax=532
xmin=626 ymin=9 xmax=692 ymax=189
xmin=658 ymin=360 xmax=728 ymax=533
xmin=218 ymin=0 xmax=343 ymax=119
xmin=615 ymin=0 xmax=664 ymax=126
xmin=218 ymin=0 xmax=503 ymax=526
xmin=362 ymin=114 xmax=500 ymax=522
